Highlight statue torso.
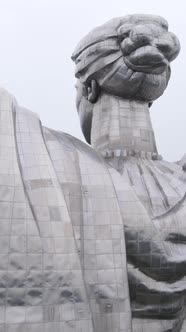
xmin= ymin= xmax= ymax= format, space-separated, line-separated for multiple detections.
xmin=1 ymin=89 xmax=186 ymax=332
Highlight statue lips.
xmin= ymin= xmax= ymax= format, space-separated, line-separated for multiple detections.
xmin=124 ymin=45 xmax=169 ymax=74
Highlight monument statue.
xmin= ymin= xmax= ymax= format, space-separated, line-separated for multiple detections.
xmin=0 ymin=13 xmax=184 ymax=332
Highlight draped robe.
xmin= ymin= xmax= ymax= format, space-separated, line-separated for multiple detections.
xmin=1 ymin=88 xmax=186 ymax=332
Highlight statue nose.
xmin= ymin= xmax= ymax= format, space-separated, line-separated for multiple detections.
xmin=154 ymin=34 xmax=177 ymax=61
xmin=130 ymin=29 xmax=153 ymax=47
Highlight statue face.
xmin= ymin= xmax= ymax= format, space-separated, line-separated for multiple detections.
xmin=73 ymin=14 xmax=180 ymax=103
xmin=119 ymin=22 xmax=177 ymax=75
xmin=100 ymin=19 xmax=179 ymax=101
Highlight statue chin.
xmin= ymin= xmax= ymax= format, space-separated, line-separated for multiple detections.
xmin=101 ymin=65 xmax=170 ymax=102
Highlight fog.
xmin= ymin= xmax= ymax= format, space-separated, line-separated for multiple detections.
xmin=0 ymin=0 xmax=185 ymax=161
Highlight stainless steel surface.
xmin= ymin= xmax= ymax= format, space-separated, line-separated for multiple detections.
xmin=0 ymin=14 xmax=184 ymax=332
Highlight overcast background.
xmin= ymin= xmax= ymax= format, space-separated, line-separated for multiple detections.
xmin=0 ymin=0 xmax=185 ymax=161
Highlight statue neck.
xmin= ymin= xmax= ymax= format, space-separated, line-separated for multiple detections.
xmin=91 ymin=93 xmax=159 ymax=159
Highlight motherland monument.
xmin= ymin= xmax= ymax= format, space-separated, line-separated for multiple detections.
xmin=0 ymin=13 xmax=184 ymax=332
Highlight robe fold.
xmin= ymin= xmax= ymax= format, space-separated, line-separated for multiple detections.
xmin=0 ymin=88 xmax=186 ymax=331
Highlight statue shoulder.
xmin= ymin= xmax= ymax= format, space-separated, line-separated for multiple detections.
xmin=45 ymin=128 xmax=103 ymax=162
xmin=0 ymin=87 xmax=17 ymax=108
xmin=0 ymin=87 xmax=40 ymax=120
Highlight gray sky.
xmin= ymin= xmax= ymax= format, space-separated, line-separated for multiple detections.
xmin=0 ymin=0 xmax=185 ymax=161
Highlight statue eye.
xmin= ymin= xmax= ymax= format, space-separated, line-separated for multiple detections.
xmin=120 ymin=31 xmax=130 ymax=40
xmin=155 ymin=38 xmax=173 ymax=56
xmin=157 ymin=43 xmax=171 ymax=54
xmin=118 ymin=24 xmax=132 ymax=42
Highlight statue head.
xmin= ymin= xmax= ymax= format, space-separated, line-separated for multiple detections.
xmin=72 ymin=14 xmax=180 ymax=143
